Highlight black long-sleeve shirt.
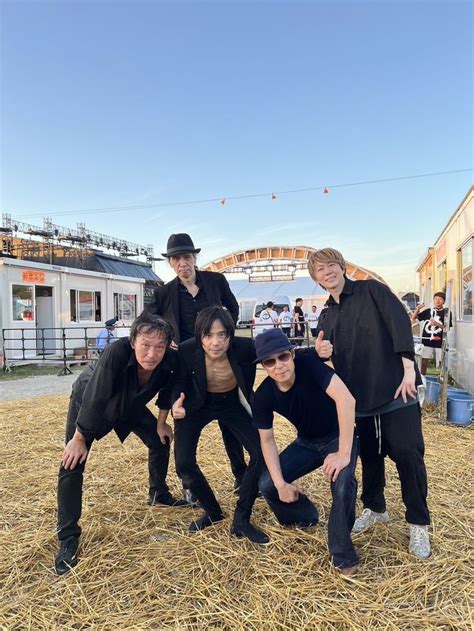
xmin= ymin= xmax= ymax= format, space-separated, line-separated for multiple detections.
xmin=74 ymin=337 xmax=177 ymax=443
xmin=316 ymin=278 xmax=420 ymax=414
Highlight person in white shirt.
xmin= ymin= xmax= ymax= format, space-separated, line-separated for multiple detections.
xmin=279 ymin=305 xmax=293 ymax=338
xmin=307 ymin=305 xmax=319 ymax=337
xmin=256 ymin=301 xmax=279 ymax=337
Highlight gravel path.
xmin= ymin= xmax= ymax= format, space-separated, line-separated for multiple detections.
xmin=0 ymin=373 xmax=78 ymax=401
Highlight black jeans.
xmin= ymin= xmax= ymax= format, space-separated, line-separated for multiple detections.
xmin=259 ymin=436 xmax=359 ymax=569
xmin=174 ymin=389 xmax=263 ymax=523
xmin=217 ymin=421 xmax=247 ymax=483
xmin=356 ymin=404 xmax=430 ymax=525
xmin=57 ymin=393 xmax=170 ymax=541
xmin=282 ymin=327 xmax=291 ymax=339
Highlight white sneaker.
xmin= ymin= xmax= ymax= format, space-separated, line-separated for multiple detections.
xmin=352 ymin=508 xmax=390 ymax=533
xmin=409 ymin=524 xmax=431 ymax=559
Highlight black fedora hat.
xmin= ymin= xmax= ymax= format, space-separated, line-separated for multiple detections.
xmin=162 ymin=233 xmax=201 ymax=258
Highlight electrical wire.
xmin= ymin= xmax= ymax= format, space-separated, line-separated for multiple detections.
xmin=7 ymin=167 xmax=473 ymax=220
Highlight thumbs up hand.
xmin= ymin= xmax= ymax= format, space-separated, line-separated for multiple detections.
xmin=172 ymin=392 xmax=186 ymax=420
xmin=315 ymin=330 xmax=333 ymax=359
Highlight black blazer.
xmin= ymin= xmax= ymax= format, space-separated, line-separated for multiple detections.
xmin=172 ymin=336 xmax=257 ymax=417
xmin=147 ymin=270 xmax=239 ymax=343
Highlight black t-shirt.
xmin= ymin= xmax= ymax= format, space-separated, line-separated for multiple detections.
xmin=252 ymin=352 xmax=339 ymax=441
xmin=417 ymin=307 xmax=451 ymax=348
xmin=294 ymin=306 xmax=305 ymax=322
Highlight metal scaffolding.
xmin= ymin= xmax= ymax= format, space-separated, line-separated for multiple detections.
xmin=1 ymin=213 xmax=158 ymax=264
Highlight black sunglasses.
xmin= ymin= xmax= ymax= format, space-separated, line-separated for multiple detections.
xmin=261 ymin=350 xmax=293 ymax=368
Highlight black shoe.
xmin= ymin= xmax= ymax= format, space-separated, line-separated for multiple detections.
xmin=148 ymin=492 xmax=189 ymax=508
xmin=189 ymin=513 xmax=224 ymax=532
xmin=183 ymin=489 xmax=202 ymax=507
xmin=231 ymin=521 xmax=270 ymax=545
xmin=55 ymin=536 xmax=79 ymax=575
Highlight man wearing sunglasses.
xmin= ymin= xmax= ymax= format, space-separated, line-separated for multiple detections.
xmin=252 ymin=328 xmax=359 ymax=576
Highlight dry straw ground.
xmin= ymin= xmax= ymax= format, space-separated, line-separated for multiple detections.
xmin=0 ymin=383 xmax=472 ymax=630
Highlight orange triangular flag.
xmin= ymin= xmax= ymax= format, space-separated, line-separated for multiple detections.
xmin=271 ymin=193 xmax=277 ymax=200
xmin=220 ymin=198 xmax=226 ymax=205
xmin=323 ymin=187 xmax=329 ymax=195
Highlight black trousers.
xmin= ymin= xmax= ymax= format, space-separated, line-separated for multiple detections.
xmin=217 ymin=421 xmax=247 ymax=483
xmin=57 ymin=392 xmax=170 ymax=541
xmin=174 ymin=389 xmax=263 ymax=523
xmin=356 ymin=404 xmax=430 ymax=525
xmin=294 ymin=323 xmax=305 ymax=346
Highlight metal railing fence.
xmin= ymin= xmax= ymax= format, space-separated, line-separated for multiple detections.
xmin=1 ymin=326 xmax=119 ymax=375
xmin=1 ymin=322 xmax=316 ymax=376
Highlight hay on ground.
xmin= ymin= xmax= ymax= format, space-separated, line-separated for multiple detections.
xmin=0 ymin=383 xmax=472 ymax=630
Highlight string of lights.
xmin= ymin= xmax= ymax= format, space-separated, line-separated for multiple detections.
xmin=8 ymin=168 xmax=472 ymax=220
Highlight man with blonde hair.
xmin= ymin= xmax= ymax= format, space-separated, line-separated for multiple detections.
xmin=308 ymin=248 xmax=431 ymax=559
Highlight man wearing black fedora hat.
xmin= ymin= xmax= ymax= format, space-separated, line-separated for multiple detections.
xmin=146 ymin=233 xmax=247 ymax=497
xmin=252 ymin=328 xmax=359 ymax=576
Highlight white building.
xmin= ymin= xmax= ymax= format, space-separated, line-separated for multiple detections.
xmin=416 ymin=186 xmax=473 ymax=393
xmin=0 ymin=257 xmax=152 ymax=359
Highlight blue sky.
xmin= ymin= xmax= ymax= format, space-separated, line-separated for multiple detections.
xmin=1 ymin=0 xmax=472 ymax=290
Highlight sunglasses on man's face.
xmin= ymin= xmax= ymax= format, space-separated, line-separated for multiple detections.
xmin=261 ymin=351 xmax=293 ymax=368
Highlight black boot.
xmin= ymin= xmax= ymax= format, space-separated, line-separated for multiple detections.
xmin=189 ymin=513 xmax=224 ymax=532
xmin=147 ymin=491 xmax=188 ymax=507
xmin=55 ymin=536 xmax=79 ymax=575
xmin=231 ymin=520 xmax=269 ymax=545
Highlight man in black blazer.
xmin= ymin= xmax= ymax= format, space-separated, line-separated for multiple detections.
xmin=172 ymin=306 xmax=269 ymax=544
xmin=147 ymin=233 xmax=247 ymax=493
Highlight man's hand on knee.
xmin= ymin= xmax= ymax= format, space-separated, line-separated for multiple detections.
xmin=322 ymin=451 xmax=351 ymax=482
xmin=157 ymin=421 xmax=173 ymax=445
xmin=276 ymin=481 xmax=305 ymax=503
xmin=62 ymin=431 xmax=88 ymax=470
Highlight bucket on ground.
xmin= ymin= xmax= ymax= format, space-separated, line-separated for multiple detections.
xmin=447 ymin=395 xmax=474 ymax=426
xmin=447 ymin=387 xmax=468 ymax=397
xmin=425 ymin=380 xmax=441 ymax=404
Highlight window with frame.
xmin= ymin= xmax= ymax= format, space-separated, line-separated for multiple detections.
xmin=12 ymin=284 xmax=34 ymax=321
xmin=114 ymin=293 xmax=136 ymax=321
xmin=459 ymin=239 xmax=473 ymax=319
xmin=437 ymin=261 xmax=447 ymax=293
xmin=70 ymin=289 xmax=102 ymax=322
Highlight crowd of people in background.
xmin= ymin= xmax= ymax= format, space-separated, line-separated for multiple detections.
xmin=255 ymin=298 xmax=320 ymax=344
xmin=54 ymin=235 xmax=438 ymax=579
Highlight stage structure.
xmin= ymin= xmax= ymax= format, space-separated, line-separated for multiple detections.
xmin=202 ymin=245 xmax=384 ymax=283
